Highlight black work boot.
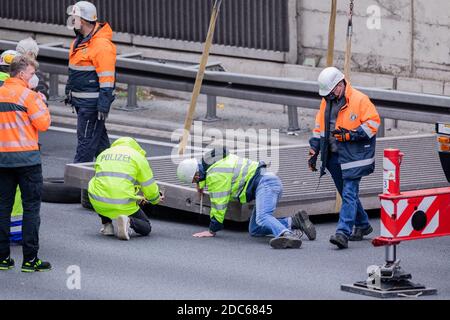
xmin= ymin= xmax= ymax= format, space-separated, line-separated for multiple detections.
xmin=329 ymin=233 xmax=348 ymax=249
xmin=291 ymin=210 xmax=317 ymax=240
xmin=21 ymin=257 xmax=52 ymax=273
xmin=349 ymin=225 xmax=373 ymax=241
xmin=269 ymin=232 xmax=302 ymax=249
xmin=0 ymin=257 xmax=15 ymax=270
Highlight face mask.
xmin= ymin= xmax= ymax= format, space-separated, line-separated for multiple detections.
xmin=28 ymin=74 xmax=39 ymax=89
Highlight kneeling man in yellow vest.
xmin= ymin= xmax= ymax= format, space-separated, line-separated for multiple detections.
xmin=88 ymin=137 xmax=163 ymax=240
xmin=177 ymin=148 xmax=316 ymax=249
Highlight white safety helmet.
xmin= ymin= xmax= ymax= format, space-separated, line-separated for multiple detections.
xmin=177 ymin=159 xmax=199 ymax=184
xmin=0 ymin=50 xmax=18 ymax=66
xmin=67 ymin=1 xmax=98 ymax=22
xmin=16 ymin=37 xmax=39 ymax=58
xmin=317 ymin=67 xmax=345 ymax=97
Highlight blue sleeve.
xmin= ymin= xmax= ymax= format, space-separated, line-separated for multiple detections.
xmin=98 ymin=87 xmax=115 ymax=113
xmin=209 ymin=216 xmax=224 ymax=233
xmin=352 ymin=126 xmax=371 ymax=142
xmin=309 ymin=137 xmax=320 ymax=153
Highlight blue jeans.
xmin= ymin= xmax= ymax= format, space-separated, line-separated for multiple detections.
xmin=326 ymin=153 xmax=370 ymax=237
xmin=74 ymin=107 xmax=110 ymax=163
xmin=248 ymin=173 xmax=290 ymax=238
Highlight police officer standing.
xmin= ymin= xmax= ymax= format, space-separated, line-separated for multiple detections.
xmin=308 ymin=67 xmax=381 ymax=249
xmin=65 ymin=1 xmax=116 ymax=163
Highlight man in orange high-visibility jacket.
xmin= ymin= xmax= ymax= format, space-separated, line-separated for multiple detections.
xmin=308 ymin=67 xmax=381 ymax=249
xmin=65 ymin=1 xmax=116 ymax=163
xmin=0 ymin=55 xmax=51 ymax=272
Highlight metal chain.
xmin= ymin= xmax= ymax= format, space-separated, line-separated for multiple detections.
xmin=349 ymin=0 xmax=354 ymax=19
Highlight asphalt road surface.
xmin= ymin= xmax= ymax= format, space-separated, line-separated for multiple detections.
xmin=1 ymin=128 xmax=449 ymax=300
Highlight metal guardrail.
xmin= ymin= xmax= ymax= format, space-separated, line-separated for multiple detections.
xmin=1 ymin=39 xmax=450 ymax=130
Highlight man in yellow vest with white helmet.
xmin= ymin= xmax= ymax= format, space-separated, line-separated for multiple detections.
xmin=177 ymin=147 xmax=316 ymax=249
xmin=88 ymin=137 xmax=163 ymax=240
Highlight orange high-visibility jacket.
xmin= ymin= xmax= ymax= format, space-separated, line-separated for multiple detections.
xmin=0 ymin=78 xmax=51 ymax=167
xmin=310 ymin=83 xmax=381 ymax=179
xmin=66 ymin=22 xmax=116 ymax=112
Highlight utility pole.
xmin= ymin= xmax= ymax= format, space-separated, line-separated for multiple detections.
xmin=178 ymin=0 xmax=223 ymax=156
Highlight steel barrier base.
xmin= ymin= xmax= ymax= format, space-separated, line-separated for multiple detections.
xmin=341 ymin=282 xmax=437 ymax=299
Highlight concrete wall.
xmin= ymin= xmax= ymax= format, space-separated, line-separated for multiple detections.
xmin=1 ymin=0 xmax=449 ymax=95
xmin=297 ymin=0 xmax=450 ymax=82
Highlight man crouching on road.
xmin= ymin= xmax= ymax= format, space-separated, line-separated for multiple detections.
xmin=177 ymin=147 xmax=316 ymax=249
xmin=88 ymin=137 xmax=163 ymax=240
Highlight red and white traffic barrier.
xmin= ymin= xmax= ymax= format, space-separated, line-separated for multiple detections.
xmin=342 ymin=147 xmax=448 ymax=297
xmin=373 ymin=149 xmax=450 ymax=246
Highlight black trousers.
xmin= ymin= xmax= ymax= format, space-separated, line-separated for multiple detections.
xmin=99 ymin=209 xmax=152 ymax=236
xmin=74 ymin=107 xmax=110 ymax=163
xmin=0 ymin=165 xmax=42 ymax=260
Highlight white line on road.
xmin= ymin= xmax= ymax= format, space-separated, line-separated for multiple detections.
xmin=49 ymin=126 xmax=204 ymax=151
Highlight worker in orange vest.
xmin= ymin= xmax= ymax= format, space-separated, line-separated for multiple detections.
xmin=309 ymin=67 xmax=381 ymax=249
xmin=65 ymin=1 xmax=117 ymax=163
xmin=0 ymin=55 xmax=51 ymax=272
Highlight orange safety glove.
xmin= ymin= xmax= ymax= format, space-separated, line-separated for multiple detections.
xmin=332 ymin=127 xmax=353 ymax=142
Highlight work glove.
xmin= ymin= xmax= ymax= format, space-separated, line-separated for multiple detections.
xmin=97 ymin=111 xmax=109 ymax=121
xmin=308 ymin=149 xmax=318 ymax=172
xmin=332 ymin=127 xmax=354 ymax=142
xmin=64 ymin=94 xmax=71 ymax=106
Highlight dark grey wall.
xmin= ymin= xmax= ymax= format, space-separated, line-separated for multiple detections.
xmin=0 ymin=0 xmax=289 ymax=52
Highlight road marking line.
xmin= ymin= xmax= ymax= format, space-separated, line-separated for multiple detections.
xmin=49 ymin=126 xmax=204 ymax=151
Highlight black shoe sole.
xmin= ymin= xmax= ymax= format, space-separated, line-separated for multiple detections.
xmin=349 ymin=226 xmax=373 ymax=241
xmin=295 ymin=211 xmax=317 ymax=241
xmin=329 ymin=238 xmax=348 ymax=249
xmin=0 ymin=266 xmax=14 ymax=270
xmin=270 ymin=237 xmax=302 ymax=249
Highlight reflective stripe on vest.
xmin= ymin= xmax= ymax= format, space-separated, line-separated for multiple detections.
xmin=367 ymin=120 xmax=380 ymax=129
xmin=11 ymin=215 xmax=23 ymax=222
xmin=210 ymin=191 xmax=231 ymax=198
xmin=10 ymin=226 xmax=21 ymax=233
xmin=341 ymin=157 xmax=375 ymax=170
xmin=141 ymin=177 xmax=156 ymax=187
xmin=95 ymin=171 xmax=138 ymax=184
xmin=99 ymin=82 xmax=114 ymax=88
xmin=71 ymin=92 xmax=100 ymax=98
xmin=29 ymin=109 xmax=48 ymax=121
xmin=97 ymin=71 xmax=115 ymax=77
xmin=89 ymin=193 xmax=136 ymax=205
xmin=17 ymin=89 xmax=30 ymax=106
xmin=212 ymin=203 xmax=228 ymax=211
xmin=0 ymin=140 xmax=38 ymax=148
xmin=231 ymin=158 xmax=244 ymax=191
xmin=69 ymin=64 xmax=96 ymax=71
xmin=0 ymin=118 xmax=30 ymax=130
xmin=361 ymin=123 xmax=374 ymax=138
xmin=236 ymin=159 xmax=252 ymax=197
xmin=209 ymin=167 xmax=234 ymax=174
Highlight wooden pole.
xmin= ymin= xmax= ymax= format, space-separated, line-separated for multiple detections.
xmin=343 ymin=0 xmax=354 ymax=80
xmin=327 ymin=0 xmax=338 ymax=67
xmin=178 ymin=0 xmax=223 ymax=156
